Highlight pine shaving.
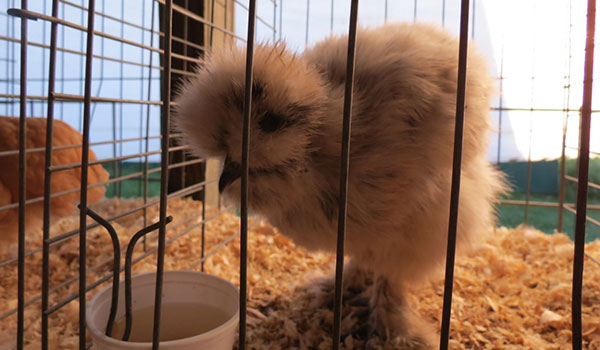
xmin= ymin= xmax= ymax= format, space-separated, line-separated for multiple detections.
xmin=1 ymin=198 xmax=599 ymax=349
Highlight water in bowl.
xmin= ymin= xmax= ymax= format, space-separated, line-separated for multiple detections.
xmin=110 ymin=302 xmax=231 ymax=342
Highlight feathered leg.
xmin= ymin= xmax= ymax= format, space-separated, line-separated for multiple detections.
xmin=368 ymin=275 xmax=438 ymax=349
xmin=309 ymin=260 xmax=374 ymax=308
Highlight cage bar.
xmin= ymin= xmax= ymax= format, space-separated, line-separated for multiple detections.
xmin=81 ymin=207 xmax=121 ymax=337
xmin=171 ymin=2 xmax=244 ymax=42
xmin=151 ymin=0 xmax=173 ymax=347
xmin=209 ymin=0 xmax=216 ymax=46
xmin=1 ymin=1 xmax=599 ymax=349
xmin=272 ymin=0 xmax=277 ymax=42
xmin=524 ymin=25 xmax=537 ymax=225
xmin=305 ymin=0 xmax=310 ymax=46
xmin=331 ymin=1 xmax=359 ymax=349
xmin=41 ymin=0 xmax=59 ymax=348
xmin=496 ymin=44 xmax=505 ymax=165
xmin=124 ymin=216 xmax=173 ymax=341
xmin=279 ymin=0 xmax=283 ymax=40
xmin=60 ymin=0 xmax=162 ymax=37
xmin=76 ymin=0 xmax=96 ymax=347
xmin=384 ymin=0 xmax=388 ymax=23
xmin=142 ymin=0 xmax=157 ymax=247
xmin=117 ymin=3 xmax=126 ymax=198
xmin=1 ymin=3 xmax=225 ymax=343
xmin=0 ymin=135 xmax=165 ymax=158
xmin=330 ymin=0 xmax=335 ymax=32
xmin=201 ymin=165 xmax=207 ymax=271
xmin=413 ymin=0 xmax=418 ymax=21
xmin=439 ymin=0 xmax=471 ymax=349
xmin=11 ymin=9 xmax=162 ymax=53
xmin=0 ymin=206 xmax=217 ymax=325
xmin=572 ymin=0 xmax=596 ymax=348
xmin=112 ymin=104 xmax=120 ymax=197
xmin=565 ymin=206 xmax=600 ymax=233
xmin=500 ymin=199 xmax=600 ymax=211
xmin=16 ymin=1 xmax=29 ymax=349
xmin=44 ymin=180 xmax=211 ymax=246
xmin=232 ymin=0 xmax=275 ymax=32
xmin=239 ymin=1 xmax=257 ymax=348
xmin=558 ymin=0 xmax=575 ymax=233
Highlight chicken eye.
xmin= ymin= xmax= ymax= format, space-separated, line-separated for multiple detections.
xmin=258 ymin=113 xmax=287 ymax=133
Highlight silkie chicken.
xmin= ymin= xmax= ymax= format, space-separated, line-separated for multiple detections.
xmin=174 ymin=23 xmax=506 ymax=348
xmin=0 ymin=116 xmax=109 ymax=254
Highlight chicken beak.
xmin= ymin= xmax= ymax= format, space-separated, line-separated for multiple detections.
xmin=218 ymin=155 xmax=242 ymax=193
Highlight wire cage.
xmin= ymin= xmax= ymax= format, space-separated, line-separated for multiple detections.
xmin=0 ymin=0 xmax=598 ymax=349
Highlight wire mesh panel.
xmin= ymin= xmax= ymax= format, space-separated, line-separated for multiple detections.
xmin=0 ymin=0 xmax=255 ymax=348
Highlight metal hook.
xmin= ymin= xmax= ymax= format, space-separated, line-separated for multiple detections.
xmin=123 ymin=216 xmax=174 ymax=341
xmin=81 ymin=204 xmax=174 ymax=341
xmin=79 ymin=205 xmax=121 ymax=337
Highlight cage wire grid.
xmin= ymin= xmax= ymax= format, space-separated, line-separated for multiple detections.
xmin=0 ymin=0 xmax=243 ymax=348
xmin=0 ymin=0 xmax=598 ymax=349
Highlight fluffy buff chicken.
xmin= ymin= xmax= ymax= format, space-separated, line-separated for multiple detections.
xmin=174 ymin=23 xmax=506 ymax=348
xmin=0 ymin=116 xmax=109 ymax=252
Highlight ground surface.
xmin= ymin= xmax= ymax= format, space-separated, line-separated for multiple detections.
xmin=1 ymin=197 xmax=599 ymax=349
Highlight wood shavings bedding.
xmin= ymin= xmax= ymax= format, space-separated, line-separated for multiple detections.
xmin=1 ymin=198 xmax=599 ymax=349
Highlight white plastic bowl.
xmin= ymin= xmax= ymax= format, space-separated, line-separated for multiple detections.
xmin=87 ymin=271 xmax=239 ymax=350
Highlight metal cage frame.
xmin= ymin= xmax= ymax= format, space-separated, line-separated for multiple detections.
xmin=0 ymin=0 xmax=597 ymax=349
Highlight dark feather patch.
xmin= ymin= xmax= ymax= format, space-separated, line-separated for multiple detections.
xmin=287 ymin=102 xmax=313 ymax=116
xmin=256 ymin=102 xmax=314 ymax=134
xmin=258 ymin=112 xmax=288 ymax=133
xmin=252 ymin=82 xmax=265 ymax=99
xmin=285 ymin=102 xmax=316 ymax=127
xmin=224 ymin=82 xmax=264 ymax=111
xmin=318 ymin=189 xmax=338 ymax=221
xmin=225 ymin=84 xmax=244 ymax=111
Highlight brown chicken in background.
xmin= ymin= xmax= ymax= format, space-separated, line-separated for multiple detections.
xmin=0 ymin=116 xmax=109 ymax=252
